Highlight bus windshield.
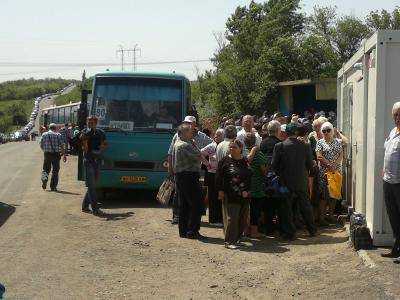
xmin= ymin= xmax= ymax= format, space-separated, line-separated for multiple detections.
xmin=92 ymin=77 xmax=183 ymax=131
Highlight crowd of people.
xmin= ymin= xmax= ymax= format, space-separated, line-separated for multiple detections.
xmin=168 ymin=110 xmax=349 ymax=249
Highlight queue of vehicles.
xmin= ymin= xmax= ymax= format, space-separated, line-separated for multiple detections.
xmin=0 ymin=84 xmax=75 ymax=144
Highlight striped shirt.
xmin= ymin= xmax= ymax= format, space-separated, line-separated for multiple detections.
xmin=383 ymin=127 xmax=400 ymax=184
xmin=40 ymin=130 xmax=65 ymax=153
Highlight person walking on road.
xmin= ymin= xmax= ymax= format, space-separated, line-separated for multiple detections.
xmin=40 ymin=123 xmax=66 ymax=191
xmin=382 ymin=102 xmax=400 ymax=262
xmin=80 ymin=116 xmax=107 ymax=215
xmin=216 ymin=139 xmax=252 ymax=249
xmin=173 ymin=123 xmax=204 ymax=239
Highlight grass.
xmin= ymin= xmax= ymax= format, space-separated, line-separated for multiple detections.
xmin=55 ymin=86 xmax=81 ymax=106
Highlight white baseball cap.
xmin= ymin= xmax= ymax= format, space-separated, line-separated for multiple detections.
xmin=183 ymin=116 xmax=196 ymax=123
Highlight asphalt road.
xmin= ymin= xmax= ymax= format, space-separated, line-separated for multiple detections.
xmin=0 ymin=141 xmax=399 ymax=299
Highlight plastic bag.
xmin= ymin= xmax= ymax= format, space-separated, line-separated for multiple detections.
xmin=326 ymin=171 xmax=342 ymax=199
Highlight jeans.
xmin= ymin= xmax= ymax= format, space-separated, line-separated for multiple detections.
xmin=42 ymin=152 xmax=61 ymax=189
xmin=82 ymin=159 xmax=99 ymax=210
xmin=176 ymin=171 xmax=202 ymax=237
xmin=383 ymin=181 xmax=400 ymax=245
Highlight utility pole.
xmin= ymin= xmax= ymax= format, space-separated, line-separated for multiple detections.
xmin=116 ymin=44 xmax=141 ymax=71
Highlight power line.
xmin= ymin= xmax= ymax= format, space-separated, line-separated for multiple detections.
xmin=0 ymin=59 xmax=211 ymax=68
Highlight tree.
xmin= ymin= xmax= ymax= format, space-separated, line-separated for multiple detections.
xmin=366 ymin=7 xmax=400 ymax=31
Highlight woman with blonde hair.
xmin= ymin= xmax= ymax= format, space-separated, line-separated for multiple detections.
xmin=315 ymin=122 xmax=347 ymax=224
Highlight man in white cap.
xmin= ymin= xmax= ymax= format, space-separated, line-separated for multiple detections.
xmin=167 ymin=116 xmax=213 ymax=224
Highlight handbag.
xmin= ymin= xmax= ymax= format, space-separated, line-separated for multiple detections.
xmin=156 ymin=176 xmax=175 ymax=205
xmin=326 ymin=171 xmax=342 ymax=199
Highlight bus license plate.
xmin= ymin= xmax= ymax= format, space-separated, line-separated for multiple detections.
xmin=120 ymin=176 xmax=148 ymax=184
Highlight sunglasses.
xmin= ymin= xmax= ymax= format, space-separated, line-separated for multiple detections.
xmin=322 ymin=129 xmax=332 ymax=133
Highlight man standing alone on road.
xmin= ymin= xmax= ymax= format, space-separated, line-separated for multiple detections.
xmin=40 ymin=123 xmax=66 ymax=191
xmin=81 ymin=116 xmax=107 ymax=215
xmin=174 ymin=123 xmax=204 ymax=239
xmin=382 ymin=102 xmax=400 ymax=262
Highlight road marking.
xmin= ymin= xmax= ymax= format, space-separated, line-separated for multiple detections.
xmin=357 ymin=250 xmax=376 ymax=268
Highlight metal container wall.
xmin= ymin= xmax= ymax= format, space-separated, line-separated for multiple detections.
xmin=338 ymin=31 xmax=400 ymax=246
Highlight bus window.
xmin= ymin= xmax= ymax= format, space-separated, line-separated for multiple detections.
xmin=59 ymin=108 xmax=65 ymax=124
xmin=65 ymin=107 xmax=71 ymax=123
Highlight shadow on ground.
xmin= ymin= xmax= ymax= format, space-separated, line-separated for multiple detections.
xmin=99 ymin=190 xmax=166 ymax=209
xmin=0 ymin=202 xmax=16 ymax=228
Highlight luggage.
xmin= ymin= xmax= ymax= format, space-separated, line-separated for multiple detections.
xmin=156 ymin=176 xmax=175 ymax=205
xmin=350 ymin=213 xmax=373 ymax=250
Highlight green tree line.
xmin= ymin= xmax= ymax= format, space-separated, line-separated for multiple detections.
xmin=0 ymin=78 xmax=73 ymax=101
xmin=193 ymin=1 xmax=400 ymax=118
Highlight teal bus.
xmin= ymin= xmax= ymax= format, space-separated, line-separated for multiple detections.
xmin=83 ymin=71 xmax=192 ymax=191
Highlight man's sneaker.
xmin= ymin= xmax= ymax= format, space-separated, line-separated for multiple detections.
xmin=41 ymin=181 xmax=47 ymax=190
xmin=82 ymin=207 xmax=91 ymax=214
xmin=92 ymin=208 xmax=104 ymax=216
xmin=225 ymin=243 xmax=239 ymax=250
xmin=393 ymin=256 xmax=400 ymax=264
xmin=381 ymin=249 xmax=400 ymax=258
xmin=50 ymin=187 xmax=57 ymax=192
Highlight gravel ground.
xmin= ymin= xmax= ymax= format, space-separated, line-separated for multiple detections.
xmin=0 ymin=142 xmax=398 ymax=299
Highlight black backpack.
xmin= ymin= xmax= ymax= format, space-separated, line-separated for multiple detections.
xmin=350 ymin=213 xmax=373 ymax=251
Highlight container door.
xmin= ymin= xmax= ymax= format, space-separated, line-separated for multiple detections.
xmin=351 ymin=78 xmax=367 ymax=214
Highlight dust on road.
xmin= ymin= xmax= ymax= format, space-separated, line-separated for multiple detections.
xmin=0 ymin=142 xmax=398 ymax=299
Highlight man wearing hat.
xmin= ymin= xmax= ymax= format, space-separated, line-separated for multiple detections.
xmin=40 ymin=123 xmax=67 ymax=191
xmin=80 ymin=116 xmax=108 ymax=215
xmin=271 ymin=123 xmax=317 ymax=240
xmin=167 ymin=116 xmax=213 ymax=224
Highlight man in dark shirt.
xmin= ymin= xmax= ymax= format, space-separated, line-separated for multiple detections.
xmin=271 ymin=123 xmax=317 ymax=239
xmin=260 ymin=120 xmax=282 ymax=162
xmin=80 ymin=116 xmax=107 ymax=215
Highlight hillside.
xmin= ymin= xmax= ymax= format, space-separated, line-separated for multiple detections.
xmin=0 ymin=78 xmax=75 ymax=133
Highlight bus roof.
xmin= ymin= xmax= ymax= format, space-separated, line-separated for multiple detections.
xmin=94 ymin=71 xmax=189 ymax=81
xmin=41 ymin=101 xmax=80 ymax=112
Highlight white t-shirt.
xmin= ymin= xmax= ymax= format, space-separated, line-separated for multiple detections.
xmin=236 ymin=128 xmax=262 ymax=146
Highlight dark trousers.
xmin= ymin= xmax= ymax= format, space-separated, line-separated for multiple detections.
xmin=176 ymin=171 xmax=202 ymax=237
xmin=280 ymin=191 xmax=316 ymax=236
xmin=223 ymin=199 xmax=249 ymax=244
xmin=250 ymin=197 xmax=263 ymax=226
xmin=263 ymin=195 xmax=279 ymax=233
xmin=42 ymin=152 xmax=61 ymax=189
xmin=172 ymin=177 xmax=179 ymax=220
xmin=207 ymin=173 xmax=223 ymax=224
xmin=82 ymin=159 xmax=99 ymax=210
xmin=383 ymin=181 xmax=400 ymax=248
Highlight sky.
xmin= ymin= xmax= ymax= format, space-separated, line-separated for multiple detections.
xmin=0 ymin=0 xmax=398 ymax=82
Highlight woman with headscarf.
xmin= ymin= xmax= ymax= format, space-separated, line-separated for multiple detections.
xmin=216 ymin=139 xmax=252 ymax=249
xmin=315 ymin=122 xmax=347 ymax=224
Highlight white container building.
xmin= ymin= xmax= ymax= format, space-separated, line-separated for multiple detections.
xmin=337 ymin=30 xmax=400 ymax=246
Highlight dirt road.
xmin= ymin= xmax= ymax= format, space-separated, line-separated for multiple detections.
xmin=0 ymin=142 xmax=398 ymax=299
